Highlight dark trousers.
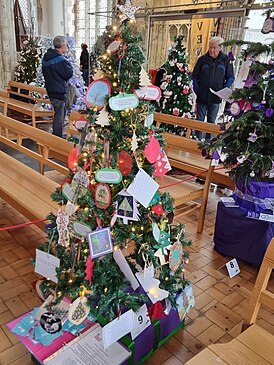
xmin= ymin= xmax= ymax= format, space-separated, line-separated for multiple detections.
xmin=196 ymin=103 xmax=220 ymax=139
xmin=50 ymin=98 xmax=66 ymax=138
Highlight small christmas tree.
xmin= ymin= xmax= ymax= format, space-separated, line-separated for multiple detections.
xmin=14 ymin=35 xmax=40 ymax=84
xmin=36 ymin=2 xmax=191 ymax=327
xmin=201 ymin=40 xmax=274 ymax=185
xmin=157 ymin=35 xmax=193 ymax=121
xmin=66 ymin=36 xmax=86 ymax=111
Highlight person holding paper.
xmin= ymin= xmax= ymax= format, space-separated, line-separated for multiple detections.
xmin=191 ymin=36 xmax=234 ymax=139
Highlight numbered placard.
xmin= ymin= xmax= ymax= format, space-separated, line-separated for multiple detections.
xmin=131 ymin=304 xmax=151 ymax=339
xmin=225 ymin=258 xmax=240 ymax=278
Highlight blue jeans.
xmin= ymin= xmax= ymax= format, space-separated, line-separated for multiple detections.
xmin=50 ymin=98 xmax=66 ymax=138
xmin=196 ymin=103 xmax=220 ymax=139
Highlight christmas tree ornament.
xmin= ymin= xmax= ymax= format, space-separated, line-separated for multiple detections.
xmin=88 ymin=227 xmax=113 ymax=259
xmin=261 ymin=15 xmax=274 ymax=34
xmin=95 ymin=168 xmax=122 ymax=184
xmin=107 ymin=39 xmax=122 ymax=53
xmin=118 ymin=151 xmax=132 ymax=176
xmin=93 ymin=69 xmax=105 ymax=80
xmin=135 ymin=265 xmax=169 ymax=304
xmin=153 ymin=230 xmax=172 ymax=255
xmin=134 ymin=86 xmax=161 ymax=101
xmin=250 ymin=171 xmax=255 ymax=177
xmin=40 ymin=312 xmax=62 ymax=334
xmin=68 ymin=147 xmax=80 ymax=171
xmin=84 ymin=256 xmax=95 ymax=286
xmin=151 ymin=204 xmax=165 ymax=216
xmin=95 ymin=106 xmax=110 ymax=126
xmin=139 ymin=66 xmax=152 ymax=87
xmin=169 ymin=240 xmax=183 ymax=271
xmin=266 ymin=108 xmax=274 ymax=117
xmin=68 ymin=296 xmax=90 ymax=325
xmin=147 ymin=301 xmax=166 ymax=321
xmin=56 ymin=207 xmax=70 ymax=247
xmin=131 ymin=128 xmax=138 ymax=152
xmin=94 ymin=182 xmax=111 ymax=209
xmin=153 ymin=150 xmax=171 ymax=179
xmin=116 ymin=0 xmax=140 ymax=23
xmin=247 ymin=130 xmax=258 ymax=143
xmin=109 ymin=92 xmax=139 ymax=111
xmin=85 ymin=79 xmax=111 ymax=109
xmin=116 ymin=189 xmax=140 ymax=223
xmin=145 ymin=133 xmax=161 ymax=163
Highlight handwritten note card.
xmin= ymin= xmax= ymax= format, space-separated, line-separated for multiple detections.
xmin=127 ymin=169 xmax=159 ymax=208
xmin=102 ymin=310 xmax=134 ymax=349
xmin=35 ymin=249 xmax=60 ymax=283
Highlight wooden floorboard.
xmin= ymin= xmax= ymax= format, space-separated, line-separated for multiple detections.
xmin=0 ymin=185 xmax=274 ymax=364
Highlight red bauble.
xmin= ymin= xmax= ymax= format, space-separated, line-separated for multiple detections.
xmin=68 ymin=147 xmax=79 ymax=171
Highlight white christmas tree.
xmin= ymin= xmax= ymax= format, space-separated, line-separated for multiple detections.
xmin=34 ymin=35 xmax=52 ymax=87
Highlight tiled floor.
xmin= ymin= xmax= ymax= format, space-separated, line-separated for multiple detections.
xmin=0 ymin=176 xmax=274 ymax=364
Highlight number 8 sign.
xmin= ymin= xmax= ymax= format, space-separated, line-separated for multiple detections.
xmin=226 ymin=258 xmax=240 ymax=278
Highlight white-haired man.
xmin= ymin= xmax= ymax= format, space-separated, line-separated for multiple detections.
xmin=42 ymin=35 xmax=73 ymax=138
xmin=192 ymin=36 xmax=234 ymax=138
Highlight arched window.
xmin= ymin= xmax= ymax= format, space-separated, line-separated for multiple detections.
xmin=75 ymin=0 xmax=113 ymax=48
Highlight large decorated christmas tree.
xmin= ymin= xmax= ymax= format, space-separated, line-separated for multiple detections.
xmin=201 ymin=40 xmax=274 ymax=186
xmin=156 ymin=34 xmax=193 ymax=119
xmin=36 ymin=0 xmax=191 ymax=334
xmin=14 ymin=35 xmax=40 ymax=83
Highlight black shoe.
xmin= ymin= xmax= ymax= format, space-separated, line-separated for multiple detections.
xmin=195 ymin=177 xmax=205 ymax=184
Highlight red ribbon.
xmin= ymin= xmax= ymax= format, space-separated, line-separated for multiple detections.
xmin=0 ymin=219 xmax=47 ymax=231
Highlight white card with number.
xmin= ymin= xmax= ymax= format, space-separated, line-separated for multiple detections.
xmin=131 ymin=304 xmax=151 ymax=340
xmin=35 ymin=249 xmax=60 ymax=283
xmin=226 ymin=258 xmax=240 ymax=278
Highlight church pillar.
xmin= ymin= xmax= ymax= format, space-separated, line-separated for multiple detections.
xmin=0 ymin=0 xmax=17 ymax=87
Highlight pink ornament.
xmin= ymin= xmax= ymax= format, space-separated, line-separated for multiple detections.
xmin=172 ymin=108 xmax=180 ymax=116
xmin=145 ymin=134 xmax=161 ymax=163
xmin=153 ymin=151 xmax=170 ymax=178
xmin=183 ymin=87 xmax=189 ymax=94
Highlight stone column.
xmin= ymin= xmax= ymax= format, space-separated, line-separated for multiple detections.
xmin=0 ymin=0 xmax=17 ymax=87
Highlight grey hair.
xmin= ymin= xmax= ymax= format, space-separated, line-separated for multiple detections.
xmin=209 ymin=36 xmax=224 ymax=46
xmin=53 ymin=35 xmax=67 ymax=49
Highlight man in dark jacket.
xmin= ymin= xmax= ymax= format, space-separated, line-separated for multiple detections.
xmin=192 ymin=36 xmax=234 ymax=138
xmin=42 ymin=35 xmax=73 ymax=137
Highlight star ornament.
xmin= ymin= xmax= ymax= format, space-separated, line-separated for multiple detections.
xmin=117 ymin=0 xmax=140 ymax=22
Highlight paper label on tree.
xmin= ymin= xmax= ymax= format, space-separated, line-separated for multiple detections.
xmin=144 ymin=112 xmax=154 ymax=127
xmin=134 ymin=86 xmax=161 ymax=101
xmin=109 ymin=93 xmax=139 ymax=111
xmin=127 ymin=169 xmax=159 ymax=208
xmin=95 ymin=168 xmax=122 ymax=184
xmin=113 ymin=249 xmax=140 ymax=290
xmin=35 ymin=249 xmax=60 ymax=283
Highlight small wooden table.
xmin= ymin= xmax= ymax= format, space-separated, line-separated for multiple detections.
xmin=185 ymin=324 xmax=274 ymax=365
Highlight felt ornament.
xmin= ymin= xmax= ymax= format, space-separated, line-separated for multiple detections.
xmin=94 ymin=183 xmax=111 ymax=209
xmin=153 ymin=150 xmax=171 ymax=178
xmin=145 ymin=134 xmax=161 ymax=163
xmin=56 ymin=207 xmax=70 ymax=247
xmin=169 ymin=240 xmax=183 ymax=271
xmin=151 ymin=204 xmax=165 ymax=216
xmin=68 ymin=147 xmax=80 ymax=171
xmin=84 ymin=256 xmax=94 ymax=286
xmin=139 ymin=66 xmax=152 ymax=87
xmin=95 ymin=106 xmax=110 ymax=126
xmin=153 ymin=230 xmax=172 ymax=255
xmin=116 ymin=0 xmax=140 ymax=22
xmin=147 ymin=301 xmax=166 ymax=321
xmin=118 ymin=151 xmax=132 ymax=176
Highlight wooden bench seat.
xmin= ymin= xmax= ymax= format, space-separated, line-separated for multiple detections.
xmin=2 ymin=80 xmax=54 ymax=127
xmin=0 ymin=153 xmax=59 ymax=229
xmin=154 ymin=112 xmax=235 ymax=189
xmin=0 ymin=114 xmax=74 ymax=230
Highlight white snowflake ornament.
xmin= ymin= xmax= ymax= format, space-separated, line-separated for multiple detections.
xmin=117 ymin=0 xmax=140 ymax=22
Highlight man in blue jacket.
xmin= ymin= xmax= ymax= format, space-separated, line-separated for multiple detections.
xmin=192 ymin=36 xmax=234 ymax=139
xmin=42 ymin=35 xmax=73 ymax=137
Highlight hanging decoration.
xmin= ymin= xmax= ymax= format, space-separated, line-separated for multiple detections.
xmin=145 ymin=133 xmax=161 ymax=163
xmin=95 ymin=106 xmax=110 ymax=126
xmin=85 ymin=79 xmax=111 ymax=109
xmin=118 ymin=151 xmax=132 ymax=176
xmin=94 ymin=182 xmax=111 ymax=209
xmin=116 ymin=0 xmax=140 ymax=23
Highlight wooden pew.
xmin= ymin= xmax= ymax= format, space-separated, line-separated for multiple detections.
xmin=2 ymin=80 xmax=54 ymax=128
xmin=154 ymin=112 xmax=235 ymax=189
xmin=0 ymin=115 xmax=74 ymax=230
